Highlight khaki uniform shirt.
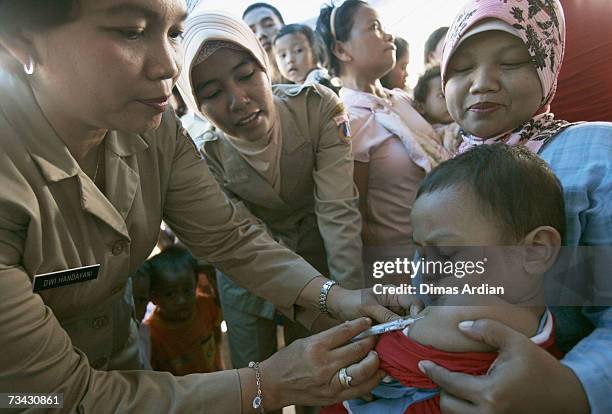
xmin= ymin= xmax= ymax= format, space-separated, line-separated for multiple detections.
xmin=0 ymin=73 xmax=320 ymax=413
xmin=201 ymin=84 xmax=363 ymax=318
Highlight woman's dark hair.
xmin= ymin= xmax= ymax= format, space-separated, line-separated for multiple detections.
xmin=424 ymin=26 xmax=449 ymax=63
xmin=242 ymin=2 xmax=285 ymax=25
xmin=0 ymin=0 xmax=79 ymax=71
xmin=274 ymin=24 xmax=328 ymax=67
xmin=393 ymin=37 xmax=409 ymax=60
xmin=315 ymin=0 xmax=368 ymax=77
xmin=380 ymin=37 xmax=409 ymax=89
xmin=416 ymin=144 xmax=566 ymax=243
xmin=413 ymin=65 xmax=441 ymax=105
xmin=146 ymin=246 xmax=199 ymax=291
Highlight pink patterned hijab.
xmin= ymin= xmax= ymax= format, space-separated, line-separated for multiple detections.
xmin=441 ymin=0 xmax=575 ymax=153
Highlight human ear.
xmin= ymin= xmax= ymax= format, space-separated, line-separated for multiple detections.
xmin=332 ymin=41 xmax=352 ymax=63
xmin=426 ymin=51 xmax=436 ymax=65
xmin=522 ymin=226 xmax=562 ymax=275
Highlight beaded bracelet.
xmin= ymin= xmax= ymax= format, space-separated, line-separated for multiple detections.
xmin=248 ymin=361 xmax=265 ymax=413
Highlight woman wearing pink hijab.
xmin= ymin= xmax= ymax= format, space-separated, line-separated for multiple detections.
xmin=417 ymin=0 xmax=612 ymax=413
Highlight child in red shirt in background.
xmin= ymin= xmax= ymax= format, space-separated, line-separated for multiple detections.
xmin=143 ymin=246 xmax=223 ymax=376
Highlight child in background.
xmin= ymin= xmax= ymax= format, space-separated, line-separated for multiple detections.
xmin=143 ymin=246 xmax=222 ymax=376
xmin=273 ymin=23 xmax=338 ymax=93
xmin=424 ymin=27 xmax=449 ymax=67
xmin=324 ymin=144 xmax=565 ymax=414
xmin=380 ymin=37 xmax=410 ymax=92
xmin=413 ymin=66 xmax=461 ymax=154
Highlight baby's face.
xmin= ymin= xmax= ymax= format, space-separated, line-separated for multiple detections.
xmin=411 ymin=186 xmax=538 ymax=304
xmin=274 ymin=32 xmax=317 ymax=84
xmin=151 ymin=269 xmax=197 ymax=322
xmin=423 ymin=76 xmax=453 ymax=124
xmin=412 ymin=186 xmax=501 ymax=247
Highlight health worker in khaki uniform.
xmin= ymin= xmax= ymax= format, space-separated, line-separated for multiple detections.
xmin=0 ymin=1 xmax=419 ymax=412
xmin=176 ymin=10 xmax=364 ymax=372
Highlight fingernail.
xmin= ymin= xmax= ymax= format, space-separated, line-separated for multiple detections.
xmin=370 ymin=350 xmax=378 ymax=357
xmin=402 ymin=327 xmax=410 ymax=336
xmin=418 ymin=360 xmax=432 ymax=374
xmin=458 ymin=320 xmax=474 ymax=330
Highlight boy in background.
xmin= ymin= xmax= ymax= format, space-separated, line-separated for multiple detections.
xmin=143 ymin=246 xmax=223 ymax=376
xmin=243 ymin=2 xmax=285 ymax=84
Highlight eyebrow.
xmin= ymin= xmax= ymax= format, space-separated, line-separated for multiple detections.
xmin=503 ymin=43 xmax=528 ymax=51
xmin=99 ymin=3 xmax=188 ymax=22
xmin=456 ymin=42 xmax=527 ymax=58
xmin=195 ymin=59 xmax=252 ymax=92
xmin=232 ymin=59 xmax=252 ymax=72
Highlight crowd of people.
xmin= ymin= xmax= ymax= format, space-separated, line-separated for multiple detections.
xmin=0 ymin=0 xmax=610 ymax=413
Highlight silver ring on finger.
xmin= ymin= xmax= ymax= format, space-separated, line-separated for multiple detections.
xmin=338 ymin=367 xmax=353 ymax=389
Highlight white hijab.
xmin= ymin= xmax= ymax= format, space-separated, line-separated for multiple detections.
xmin=177 ymin=10 xmax=283 ymax=191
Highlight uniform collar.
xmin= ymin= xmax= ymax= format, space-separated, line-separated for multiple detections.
xmin=275 ymin=92 xmax=307 ymax=154
xmin=0 ymin=72 xmax=80 ymax=182
xmin=0 ymin=72 xmax=148 ymax=182
xmin=0 ymin=72 xmax=146 ymax=239
xmin=106 ymin=129 xmax=149 ymax=158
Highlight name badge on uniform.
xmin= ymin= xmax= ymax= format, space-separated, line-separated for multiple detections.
xmin=33 ymin=264 xmax=100 ymax=292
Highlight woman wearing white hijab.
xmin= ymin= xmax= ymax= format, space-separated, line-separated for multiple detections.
xmin=177 ymin=10 xmax=364 ymax=380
